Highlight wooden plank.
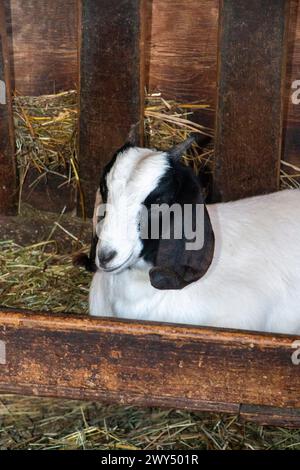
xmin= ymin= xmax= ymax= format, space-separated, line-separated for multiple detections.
xmin=78 ymin=0 xmax=145 ymax=216
xmin=0 ymin=2 xmax=16 ymax=215
xmin=148 ymin=0 xmax=218 ymax=129
xmin=4 ymin=0 xmax=78 ymax=95
xmin=213 ymin=0 xmax=289 ymax=202
xmin=0 ymin=309 xmax=300 ymax=428
xmin=240 ymin=404 xmax=300 ymax=428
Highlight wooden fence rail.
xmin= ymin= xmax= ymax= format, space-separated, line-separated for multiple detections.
xmin=0 ymin=308 xmax=300 ymax=427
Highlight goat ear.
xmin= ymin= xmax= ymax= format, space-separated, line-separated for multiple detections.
xmin=149 ymin=174 xmax=215 ymax=290
xmin=73 ymin=189 xmax=102 ymax=273
xmin=127 ymin=122 xmax=141 ymax=146
xmin=169 ymin=133 xmax=212 ymax=160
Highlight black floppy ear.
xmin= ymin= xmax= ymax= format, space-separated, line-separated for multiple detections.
xmin=149 ymin=166 xmax=215 ymax=290
xmin=73 ymin=189 xmax=101 ymax=273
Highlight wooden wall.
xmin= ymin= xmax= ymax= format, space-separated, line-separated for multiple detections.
xmin=148 ymin=0 xmax=218 ymax=129
xmin=4 ymin=0 xmax=78 ymax=95
xmin=4 ymin=0 xmax=300 ymax=176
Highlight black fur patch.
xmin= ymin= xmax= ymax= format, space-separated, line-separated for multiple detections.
xmin=140 ymin=157 xmax=205 ymax=265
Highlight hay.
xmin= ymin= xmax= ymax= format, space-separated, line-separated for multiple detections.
xmin=280 ymin=160 xmax=300 ymax=190
xmin=1 ymin=394 xmax=300 ymax=450
xmin=145 ymin=93 xmax=214 ymax=174
xmin=0 ymin=240 xmax=90 ymax=314
xmin=13 ymin=91 xmax=84 ymax=214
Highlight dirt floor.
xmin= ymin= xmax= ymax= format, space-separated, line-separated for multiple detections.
xmin=1 ymin=207 xmax=300 ymax=450
xmin=0 ymin=204 xmax=91 ymax=252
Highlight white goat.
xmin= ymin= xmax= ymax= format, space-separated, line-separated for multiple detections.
xmin=78 ymin=137 xmax=300 ymax=334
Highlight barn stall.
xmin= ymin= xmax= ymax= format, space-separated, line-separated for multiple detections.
xmin=0 ymin=0 xmax=300 ymax=437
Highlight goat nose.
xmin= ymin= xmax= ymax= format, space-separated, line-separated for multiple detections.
xmin=98 ymin=249 xmax=117 ymax=267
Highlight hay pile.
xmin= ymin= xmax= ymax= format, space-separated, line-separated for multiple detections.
xmin=145 ymin=94 xmax=214 ymax=174
xmin=0 ymin=240 xmax=90 ymax=314
xmin=1 ymin=91 xmax=300 ymax=450
xmin=13 ymin=91 xmax=83 ymax=213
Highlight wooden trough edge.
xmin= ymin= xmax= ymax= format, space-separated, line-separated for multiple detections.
xmin=0 ymin=308 xmax=300 ymax=427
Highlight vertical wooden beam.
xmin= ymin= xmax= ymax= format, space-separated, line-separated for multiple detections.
xmin=214 ymin=0 xmax=290 ymax=202
xmin=0 ymin=2 xmax=16 ymax=215
xmin=78 ymin=0 xmax=145 ymax=216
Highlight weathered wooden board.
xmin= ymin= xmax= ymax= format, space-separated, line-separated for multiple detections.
xmin=0 ymin=309 xmax=300 ymax=427
xmin=213 ymin=0 xmax=289 ymax=202
xmin=0 ymin=1 xmax=16 ymax=215
xmin=78 ymin=0 xmax=145 ymax=216
xmin=4 ymin=0 xmax=78 ymax=95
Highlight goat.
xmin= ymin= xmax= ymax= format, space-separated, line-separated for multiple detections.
xmin=75 ymin=135 xmax=300 ymax=334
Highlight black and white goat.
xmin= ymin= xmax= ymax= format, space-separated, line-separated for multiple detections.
xmin=76 ymin=135 xmax=300 ymax=334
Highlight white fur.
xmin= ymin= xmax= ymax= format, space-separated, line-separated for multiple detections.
xmin=96 ymin=147 xmax=169 ymax=272
xmin=90 ymin=148 xmax=300 ymax=334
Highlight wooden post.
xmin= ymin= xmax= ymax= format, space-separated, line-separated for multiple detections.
xmin=78 ymin=0 xmax=145 ymax=217
xmin=0 ymin=2 xmax=16 ymax=215
xmin=214 ymin=0 xmax=290 ymax=202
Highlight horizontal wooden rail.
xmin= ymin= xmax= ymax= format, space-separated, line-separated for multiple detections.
xmin=0 ymin=308 xmax=300 ymax=427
